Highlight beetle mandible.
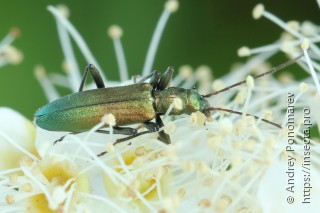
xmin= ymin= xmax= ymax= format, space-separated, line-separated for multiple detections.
xmin=34 ymin=53 xmax=303 ymax=151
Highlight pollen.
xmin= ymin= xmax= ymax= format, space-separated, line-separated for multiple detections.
xmin=238 ymin=46 xmax=251 ymax=57
xmin=179 ymin=65 xmax=193 ymax=79
xmin=301 ymin=21 xmax=317 ymax=36
xmin=182 ymin=160 xmax=195 ymax=172
xmin=198 ymin=198 xmax=212 ymax=208
xmin=19 ymin=155 xmax=34 ymax=167
xmin=10 ymin=27 xmax=21 ymax=38
xmin=301 ymin=38 xmax=310 ymax=50
xmin=165 ymin=0 xmax=179 ymax=13
xmin=280 ymin=40 xmax=298 ymax=53
xmin=173 ymin=97 xmax=183 ymax=110
xmin=286 ymin=20 xmax=300 ymax=31
xmin=195 ymin=65 xmax=212 ymax=82
xmin=108 ymin=25 xmax=123 ymax=39
xmin=237 ymin=207 xmax=252 ymax=213
xmin=6 ymin=195 xmax=15 ymax=204
xmin=231 ymin=156 xmax=243 ymax=167
xmin=9 ymin=174 xmax=18 ymax=184
xmin=3 ymin=45 xmax=23 ymax=64
xmin=246 ymin=75 xmax=255 ymax=89
xmin=101 ymin=113 xmax=116 ymax=126
xmin=56 ymin=4 xmax=70 ymax=18
xmin=262 ymin=109 xmax=273 ymax=120
xmin=252 ymin=4 xmax=264 ymax=19
xmin=299 ymin=82 xmax=308 ymax=93
xmin=135 ymin=146 xmax=147 ymax=156
xmin=212 ymin=79 xmax=225 ymax=91
xmin=203 ymin=177 xmax=214 ymax=186
xmin=215 ymin=194 xmax=232 ymax=212
xmin=190 ymin=111 xmax=206 ymax=126
xmin=235 ymin=89 xmax=246 ymax=105
xmin=20 ymin=183 xmax=33 ymax=192
xmin=34 ymin=65 xmax=46 ymax=79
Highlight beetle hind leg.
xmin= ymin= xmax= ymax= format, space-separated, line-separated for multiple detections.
xmin=79 ymin=64 xmax=105 ymax=92
xmin=53 ymin=132 xmax=79 ymax=145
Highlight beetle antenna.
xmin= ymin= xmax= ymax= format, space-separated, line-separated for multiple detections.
xmin=206 ymin=107 xmax=282 ymax=129
xmin=203 ymin=53 xmax=304 ymax=98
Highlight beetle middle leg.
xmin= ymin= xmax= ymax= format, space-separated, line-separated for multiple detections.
xmin=96 ymin=119 xmax=171 ymax=157
xmin=54 ymin=127 xmax=137 ymax=145
xmin=96 ymin=126 xmax=137 ymax=135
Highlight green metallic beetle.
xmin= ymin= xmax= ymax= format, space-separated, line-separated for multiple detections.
xmin=35 ymin=65 xmax=210 ymax=145
xmin=34 ymin=54 xmax=303 ymax=149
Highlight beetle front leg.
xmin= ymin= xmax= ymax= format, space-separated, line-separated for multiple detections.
xmin=79 ymin=64 xmax=105 ymax=92
xmin=97 ymin=130 xmax=151 ymax=157
xmin=155 ymin=115 xmax=171 ymax=144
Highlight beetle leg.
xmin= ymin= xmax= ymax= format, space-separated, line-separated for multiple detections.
xmin=136 ymin=70 xmax=160 ymax=86
xmin=157 ymin=67 xmax=174 ymax=90
xmin=53 ymin=132 xmax=79 ymax=144
xmin=155 ymin=115 xmax=171 ymax=144
xmin=79 ymin=64 xmax=105 ymax=92
xmin=143 ymin=121 xmax=159 ymax=132
xmin=97 ymin=130 xmax=151 ymax=157
xmin=96 ymin=127 xmax=138 ymax=135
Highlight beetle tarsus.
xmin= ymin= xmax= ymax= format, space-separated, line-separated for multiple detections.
xmin=53 ymin=132 xmax=79 ymax=145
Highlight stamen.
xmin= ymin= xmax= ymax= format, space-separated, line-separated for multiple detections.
xmin=47 ymin=6 xmax=106 ymax=81
xmin=21 ymin=166 xmax=55 ymax=209
xmin=238 ymin=42 xmax=283 ymax=57
xmin=55 ymin=5 xmax=81 ymax=92
xmin=242 ymin=75 xmax=254 ymax=117
xmin=142 ymin=0 xmax=179 ymax=76
xmin=0 ymin=131 xmax=38 ymax=162
xmin=0 ymin=28 xmax=20 ymax=52
xmin=238 ymin=46 xmax=251 ymax=57
xmin=108 ymin=25 xmax=129 ymax=82
xmin=301 ymin=21 xmax=318 ymax=37
xmin=302 ymin=41 xmax=320 ymax=95
xmin=299 ymin=82 xmax=308 ymax=93
xmin=6 ymin=194 xmax=15 ymax=204
xmin=79 ymin=192 xmax=127 ymax=213
xmin=172 ymin=65 xmax=193 ymax=86
xmin=68 ymin=135 xmax=127 ymax=185
xmin=1 ymin=46 xmax=23 ymax=65
xmin=34 ymin=65 xmax=60 ymax=101
xmin=252 ymin=4 xmax=264 ymax=20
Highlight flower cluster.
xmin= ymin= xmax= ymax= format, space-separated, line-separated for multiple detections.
xmin=1 ymin=1 xmax=319 ymax=213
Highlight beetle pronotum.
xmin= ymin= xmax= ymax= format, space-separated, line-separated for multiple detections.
xmin=35 ymin=53 xmax=304 ymax=156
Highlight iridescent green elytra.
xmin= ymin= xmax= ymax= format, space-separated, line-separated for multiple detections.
xmin=35 ymin=65 xmax=210 ymax=145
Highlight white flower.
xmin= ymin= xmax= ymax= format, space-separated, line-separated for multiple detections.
xmin=1 ymin=1 xmax=320 ymax=213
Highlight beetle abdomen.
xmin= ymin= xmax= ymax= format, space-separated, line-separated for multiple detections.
xmin=35 ymin=83 xmax=155 ymax=132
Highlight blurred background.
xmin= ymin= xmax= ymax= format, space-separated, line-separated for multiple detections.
xmin=0 ymin=0 xmax=319 ymax=119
